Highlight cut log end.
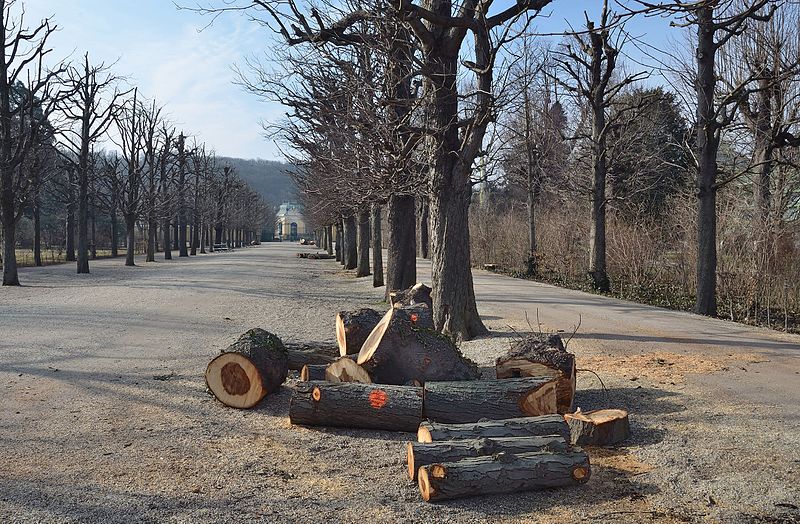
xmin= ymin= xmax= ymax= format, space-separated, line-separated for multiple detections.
xmin=565 ymin=408 xmax=631 ymax=446
xmin=406 ymin=442 xmax=416 ymax=480
xmin=417 ymin=424 xmax=433 ymax=443
xmin=357 ymin=308 xmax=392 ymax=365
xmin=572 ymin=465 xmax=590 ymax=482
xmin=205 ymin=353 xmax=264 ymax=409
xmin=326 ymin=357 xmax=372 ymax=383
xmin=418 ymin=466 xmax=434 ymax=502
xmin=335 ymin=313 xmax=347 ymax=355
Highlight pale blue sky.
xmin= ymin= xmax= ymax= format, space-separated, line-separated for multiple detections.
xmin=24 ymin=1 xmax=675 ymax=161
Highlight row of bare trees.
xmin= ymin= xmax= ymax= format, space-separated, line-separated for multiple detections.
xmin=0 ymin=0 xmax=272 ymax=286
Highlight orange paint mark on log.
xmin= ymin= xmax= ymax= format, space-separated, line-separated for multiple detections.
xmin=369 ymin=389 xmax=388 ymax=409
xmin=410 ymin=313 xmax=419 ymax=323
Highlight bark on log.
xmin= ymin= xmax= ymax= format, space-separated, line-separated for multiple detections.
xmin=564 ymin=409 xmax=630 ymax=446
xmin=284 ymin=342 xmax=340 ymax=370
xmin=390 ymin=282 xmax=433 ymax=309
xmin=290 ymin=381 xmax=423 ymax=432
xmin=417 ymin=450 xmax=591 ymax=502
xmin=357 ymin=306 xmax=477 ymax=385
xmin=335 ymin=308 xmax=383 ymax=356
xmin=407 ymin=435 xmax=569 ymax=480
xmin=496 ymin=334 xmax=576 ymax=414
xmin=205 ymin=329 xmax=288 ymax=409
xmin=300 ymin=364 xmax=327 ymax=381
xmin=417 ymin=415 xmax=570 ymax=443
xmin=325 ymin=357 xmax=372 ymax=383
xmin=422 ymin=378 xmax=558 ymax=424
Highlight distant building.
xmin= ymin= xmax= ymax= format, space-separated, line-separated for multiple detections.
xmin=275 ymin=202 xmax=309 ymax=241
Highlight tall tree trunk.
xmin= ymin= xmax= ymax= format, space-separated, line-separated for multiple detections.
xmin=371 ymin=204 xmax=384 ymax=287
xmin=77 ymin=162 xmax=90 ymax=273
xmin=163 ymin=218 xmax=172 ymax=260
xmin=125 ymin=215 xmax=136 ymax=266
xmin=695 ymin=6 xmax=719 ymax=317
xmin=386 ymin=194 xmax=416 ymax=295
xmin=90 ymin=208 xmax=97 ymax=259
xmin=588 ymin=100 xmax=609 ymax=291
xmin=419 ymin=198 xmax=429 ymax=259
xmin=66 ymin=170 xmax=76 ymax=263
xmin=326 ymin=225 xmax=334 ymax=255
xmin=110 ymin=209 xmax=119 ymax=258
xmin=200 ymin=222 xmax=207 ymax=253
xmin=146 ymin=219 xmax=156 ymax=262
xmin=356 ymin=209 xmax=371 ymax=277
xmin=33 ymin=186 xmax=42 ymax=267
xmin=524 ymin=86 xmax=537 ymax=277
xmin=343 ymin=214 xmax=357 ymax=270
xmin=335 ymin=223 xmax=342 ymax=262
xmin=190 ymin=223 xmax=197 ymax=255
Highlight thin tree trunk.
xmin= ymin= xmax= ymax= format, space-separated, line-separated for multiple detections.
xmin=33 ymin=187 xmax=42 ymax=266
xmin=200 ymin=222 xmax=207 ymax=253
xmin=326 ymin=225 xmax=334 ymax=255
xmin=588 ymin=101 xmax=609 ymax=291
xmin=386 ymin=194 xmax=416 ymax=296
xmin=372 ymin=204 xmax=384 ymax=287
xmin=163 ymin=218 xmax=172 ymax=260
xmin=419 ymin=198 xmax=429 ymax=259
xmin=356 ymin=209 xmax=371 ymax=277
xmin=125 ymin=215 xmax=136 ymax=266
xmin=110 ymin=210 xmax=119 ymax=258
xmin=335 ymin=223 xmax=342 ymax=262
xmin=343 ymin=214 xmax=357 ymax=270
xmin=66 ymin=170 xmax=76 ymax=263
xmin=146 ymin=219 xmax=156 ymax=262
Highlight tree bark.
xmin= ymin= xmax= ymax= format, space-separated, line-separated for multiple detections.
xmin=356 ymin=208 xmax=371 ymax=277
xmin=326 ymin=225 xmax=334 ymax=255
xmin=334 ymin=222 xmax=342 ymax=262
xmin=564 ymin=408 xmax=630 ymax=446
xmin=110 ymin=209 xmax=119 ymax=258
xmin=386 ymin=194 xmax=416 ymax=296
xmin=146 ymin=219 xmax=156 ymax=262
xmin=371 ymin=205 xmax=384 ymax=287
xmin=417 ymin=415 xmax=570 ymax=443
xmin=417 ymin=450 xmax=590 ymax=502
xmin=407 ymin=435 xmax=569 ymax=480
xmin=284 ymin=342 xmax=341 ymax=370
xmin=343 ymin=214 xmax=357 ymax=270
xmin=418 ymin=198 xmax=429 ymax=259
xmin=300 ymin=364 xmax=327 ymax=381
xmin=124 ymin=215 xmax=136 ymax=266
xmin=33 ymin=188 xmax=42 ymax=266
xmin=290 ymin=381 xmax=423 ymax=432
xmin=335 ymin=307 xmax=383 ymax=356
xmin=66 ymin=169 xmax=76 ymax=262
xmin=389 ymin=283 xmax=433 ymax=309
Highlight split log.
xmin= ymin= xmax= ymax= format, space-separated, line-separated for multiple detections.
xmin=496 ymin=334 xmax=576 ymax=414
xmin=564 ymin=409 xmax=630 ymax=446
xmin=335 ymin=308 xmax=383 ymax=356
xmin=300 ymin=364 xmax=327 ymax=381
xmin=290 ymin=381 xmax=422 ymax=432
xmin=205 ymin=329 xmax=288 ymax=409
xmin=357 ymin=306 xmax=477 ymax=385
xmin=417 ymin=415 xmax=570 ymax=443
xmin=407 ymin=435 xmax=569 ymax=480
xmin=417 ymin=450 xmax=591 ymax=502
xmin=325 ymin=357 xmax=371 ymax=383
xmin=284 ymin=342 xmax=340 ymax=370
xmin=390 ymin=283 xmax=433 ymax=309
xmin=422 ymin=378 xmax=558 ymax=424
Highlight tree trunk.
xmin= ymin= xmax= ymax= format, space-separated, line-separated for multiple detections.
xmin=407 ymin=435 xmax=569 ymax=480
xmin=284 ymin=342 xmax=341 ymax=370
xmin=588 ymin=89 xmax=609 ymax=291
xmin=66 ymin=171 xmax=76 ymax=262
xmin=371 ymin=205 xmax=384 ymax=287
xmin=146 ymin=220 xmax=156 ymax=262
xmin=289 ymin=381 xmax=423 ymax=432
xmin=125 ymin=215 xmax=136 ymax=266
xmin=205 ymin=329 xmax=288 ymax=409
xmin=110 ymin=210 xmax=119 ymax=258
xmin=356 ymin=208 xmax=371 ymax=277
xmin=417 ymin=450 xmax=590 ymax=502
xmin=326 ymin=225 xmax=334 ymax=255
xmin=300 ymin=364 xmax=327 ymax=381
xmin=418 ymin=198 xmax=429 ymax=259
xmin=564 ymin=408 xmax=630 ymax=446
xmin=386 ymin=194 xmax=416 ymax=296
xmin=334 ymin=222 xmax=342 ymax=262
xmin=417 ymin=415 xmax=570 ymax=443
xmin=0 ymin=213 xmax=18 ymax=285
xmin=163 ymin=218 xmax=171 ymax=260
xmin=343 ymin=214 xmax=357 ymax=270
xmin=335 ymin=307 xmax=383 ymax=356
xmin=173 ymin=221 xmax=180 ymax=251
xmin=200 ymin=222 xmax=207 ymax=254
xmin=33 ymin=190 xmax=42 ymax=267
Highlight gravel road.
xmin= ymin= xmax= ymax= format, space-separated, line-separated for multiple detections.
xmin=1 ymin=243 xmax=798 ymax=523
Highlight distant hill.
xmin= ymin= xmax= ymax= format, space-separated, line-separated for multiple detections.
xmin=218 ymin=157 xmax=296 ymax=205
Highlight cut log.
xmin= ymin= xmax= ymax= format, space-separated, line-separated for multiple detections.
xmin=205 ymin=328 xmax=288 ymax=409
xmin=335 ymin=308 xmax=383 ymax=356
xmin=357 ymin=306 xmax=477 ymax=385
xmin=390 ymin=282 xmax=433 ymax=309
xmin=422 ymin=377 xmax=558 ymax=424
xmin=300 ymin=364 xmax=327 ymax=381
xmin=564 ymin=409 xmax=631 ymax=446
xmin=496 ymin=333 xmax=576 ymax=414
xmin=307 ymin=252 xmax=335 ymax=260
xmin=407 ymin=435 xmax=569 ymax=480
xmin=290 ymin=381 xmax=422 ymax=432
xmin=284 ymin=342 xmax=340 ymax=370
xmin=417 ymin=450 xmax=591 ymax=502
xmin=417 ymin=415 xmax=570 ymax=443
xmin=325 ymin=357 xmax=372 ymax=383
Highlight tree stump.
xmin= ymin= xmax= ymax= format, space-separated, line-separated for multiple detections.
xmin=300 ymin=364 xmax=327 ymax=381
xmin=564 ymin=409 xmax=631 ymax=446
xmin=422 ymin=377 xmax=558 ymax=424
xmin=325 ymin=357 xmax=372 ymax=383
xmin=417 ymin=415 xmax=570 ymax=443
xmin=290 ymin=381 xmax=423 ymax=432
xmin=205 ymin=328 xmax=288 ymax=409
xmin=390 ymin=282 xmax=433 ymax=309
xmin=357 ymin=306 xmax=477 ymax=384
xmin=407 ymin=435 xmax=569 ymax=480
xmin=496 ymin=333 xmax=576 ymax=414
xmin=284 ymin=342 xmax=340 ymax=370
xmin=418 ymin=450 xmax=591 ymax=502
xmin=335 ymin=308 xmax=383 ymax=356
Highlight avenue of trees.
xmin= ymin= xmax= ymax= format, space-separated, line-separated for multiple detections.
xmin=0 ymin=0 xmax=273 ymax=286
xmin=207 ymin=0 xmax=800 ymax=337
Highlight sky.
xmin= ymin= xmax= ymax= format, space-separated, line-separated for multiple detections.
xmin=23 ymin=1 xmax=677 ymax=161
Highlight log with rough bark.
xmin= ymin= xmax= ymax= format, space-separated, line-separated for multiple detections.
xmin=357 ymin=306 xmax=476 ymax=385
xmin=300 ymin=364 xmax=327 ymax=381
xmin=284 ymin=342 xmax=340 ymax=370
xmin=325 ymin=356 xmax=372 ymax=383
xmin=422 ymin=378 xmax=558 ymax=424
xmin=390 ymin=282 xmax=433 ymax=309
xmin=417 ymin=450 xmax=591 ymax=502
xmin=564 ymin=409 xmax=630 ymax=446
xmin=205 ymin=329 xmax=288 ymax=409
xmin=417 ymin=415 xmax=570 ymax=443
xmin=496 ymin=333 xmax=576 ymax=414
xmin=307 ymin=252 xmax=335 ymax=260
xmin=290 ymin=381 xmax=423 ymax=432
xmin=407 ymin=435 xmax=569 ymax=480
xmin=335 ymin=308 xmax=383 ymax=356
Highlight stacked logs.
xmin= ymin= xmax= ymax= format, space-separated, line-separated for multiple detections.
xmin=408 ymin=416 xmax=591 ymax=502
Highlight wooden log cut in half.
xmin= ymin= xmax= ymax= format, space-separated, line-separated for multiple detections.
xmin=417 ymin=415 xmax=570 ymax=443
xmin=205 ymin=328 xmax=288 ymax=409
xmin=564 ymin=408 xmax=631 ymax=446
xmin=325 ymin=356 xmax=372 ymax=383
xmin=335 ymin=308 xmax=383 ymax=356
xmin=357 ymin=305 xmax=477 ymax=385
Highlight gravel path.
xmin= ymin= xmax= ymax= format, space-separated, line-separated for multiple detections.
xmin=1 ymin=244 xmax=799 ymax=523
